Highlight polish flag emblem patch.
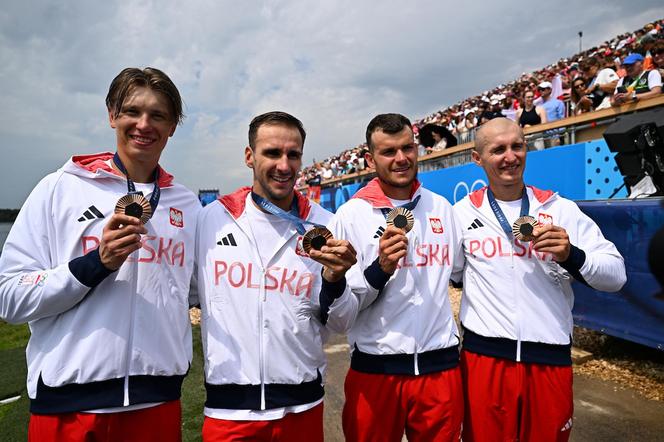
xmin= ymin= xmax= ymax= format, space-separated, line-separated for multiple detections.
xmin=538 ymin=212 xmax=553 ymax=226
xmin=429 ymin=218 xmax=444 ymax=234
xmin=169 ymin=207 xmax=184 ymax=228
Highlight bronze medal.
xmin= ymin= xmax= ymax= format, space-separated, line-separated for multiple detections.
xmin=302 ymin=227 xmax=333 ymax=254
xmin=115 ymin=194 xmax=152 ymax=224
xmin=386 ymin=207 xmax=415 ymax=233
xmin=512 ymin=216 xmax=538 ymax=242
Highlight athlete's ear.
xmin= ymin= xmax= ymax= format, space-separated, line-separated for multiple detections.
xmin=471 ymin=149 xmax=482 ymax=166
xmin=245 ymin=146 xmax=254 ymax=169
xmin=365 ymin=150 xmax=375 ymax=170
xmin=108 ymin=108 xmax=117 ymax=129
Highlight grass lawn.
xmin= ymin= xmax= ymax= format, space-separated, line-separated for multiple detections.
xmin=0 ymin=322 xmax=206 ymax=441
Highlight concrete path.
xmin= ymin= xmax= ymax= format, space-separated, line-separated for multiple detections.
xmin=322 ymin=336 xmax=664 ymax=442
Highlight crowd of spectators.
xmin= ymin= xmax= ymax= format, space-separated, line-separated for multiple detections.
xmin=298 ymin=19 xmax=664 ymax=186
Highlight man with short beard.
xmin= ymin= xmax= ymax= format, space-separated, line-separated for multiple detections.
xmin=331 ymin=113 xmax=465 ymax=441
xmin=195 ymin=111 xmax=357 ymax=441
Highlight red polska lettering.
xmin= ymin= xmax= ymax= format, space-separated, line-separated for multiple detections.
xmin=82 ymin=236 xmax=100 ymax=254
xmin=465 ymin=236 xmax=551 ymax=261
xmin=213 ymin=261 xmax=314 ymax=298
xmin=397 ymin=243 xmax=450 ymax=269
xmin=81 ymin=235 xmax=186 ymax=267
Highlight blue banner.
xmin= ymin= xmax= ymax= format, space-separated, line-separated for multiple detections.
xmin=573 ymin=198 xmax=664 ymax=349
xmin=318 ymin=140 xmax=626 ymax=213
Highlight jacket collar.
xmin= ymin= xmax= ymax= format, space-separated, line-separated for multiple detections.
xmin=219 ymin=187 xmax=312 ymax=221
xmin=351 ymin=177 xmax=422 ymax=208
xmin=71 ymin=152 xmax=174 ymax=188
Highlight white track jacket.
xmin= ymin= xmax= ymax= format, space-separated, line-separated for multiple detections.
xmin=453 ymin=186 xmax=626 ymax=365
xmin=195 ymin=188 xmax=356 ymax=414
xmin=330 ymin=178 xmax=464 ymax=375
xmin=0 ymin=153 xmax=200 ymax=413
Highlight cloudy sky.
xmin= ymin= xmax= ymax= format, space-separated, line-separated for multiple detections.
xmin=0 ymin=1 xmax=661 ymax=208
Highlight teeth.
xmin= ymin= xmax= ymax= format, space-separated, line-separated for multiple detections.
xmin=132 ymin=136 xmax=154 ymax=143
xmin=272 ymin=176 xmax=291 ymax=182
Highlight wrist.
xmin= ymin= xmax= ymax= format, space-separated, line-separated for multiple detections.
xmin=322 ymin=267 xmax=343 ymax=283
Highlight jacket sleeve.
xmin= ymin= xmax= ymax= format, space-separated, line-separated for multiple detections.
xmin=450 ymin=205 xmax=466 ymax=286
xmin=309 ymin=207 xmax=359 ymax=334
xmin=561 ymin=201 xmax=626 ymax=292
xmin=0 ymin=175 xmax=103 ymax=324
xmin=326 ymin=205 xmax=388 ymax=316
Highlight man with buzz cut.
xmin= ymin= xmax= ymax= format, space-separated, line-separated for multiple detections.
xmin=0 ymin=67 xmax=200 ymax=441
xmin=453 ymin=118 xmax=626 ymax=442
xmin=195 ymin=111 xmax=358 ymax=441
xmin=330 ymin=113 xmax=465 ymax=442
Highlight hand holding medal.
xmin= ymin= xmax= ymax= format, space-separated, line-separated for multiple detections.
xmin=512 ymin=216 xmax=539 ymax=242
xmin=115 ymin=194 xmax=153 ymax=224
xmin=98 ymin=153 xmax=158 ymax=270
xmin=113 ymin=152 xmax=160 ymax=225
xmin=385 ymin=207 xmax=415 ymax=233
xmin=531 ymin=224 xmax=572 ymax=262
xmin=302 ymin=227 xmax=334 ymax=254
xmin=307 ymin=234 xmax=358 ymax=283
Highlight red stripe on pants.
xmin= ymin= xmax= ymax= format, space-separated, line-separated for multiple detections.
xmin=28 ymin=400 xmax=182 ymax=442
xmin=342 ymin=367 xmax=463 ymax=442
xmin=461 ymin=350 xmax=573 ymax=442
xmin=202 ymin=402 xmax=323 ymax=442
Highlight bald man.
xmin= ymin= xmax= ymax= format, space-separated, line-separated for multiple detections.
xmin=452 ymin=118 xmax=626 ymax=442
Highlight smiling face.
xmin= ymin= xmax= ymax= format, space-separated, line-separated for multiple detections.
xmin=366 ymin=126 xmax=418 ymax=199
xmin=472 ymin=118 xmax=527 ymax=200
xmin=109 ymin=86 xmax=176 ymax=171
xmin=245 ymin=123 xmax=303 ymax=210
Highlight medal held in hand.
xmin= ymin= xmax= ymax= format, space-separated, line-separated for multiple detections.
xmin=115 ymin=194 xmax=152 ymax=224
xmin=302 ymin=227 xmax=334 ymax=254
xmin=250 ymin=192 xmax=333 ymax=257
xmin=386 ymin=207 xmax=415 ymax=233
xmin=512 ymin=216 xmax=539 ymax=242
xmin=112 ymin=152 xmax=160 ymax=225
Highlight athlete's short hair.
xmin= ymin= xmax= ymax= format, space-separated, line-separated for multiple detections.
xmin=248 ymin=111 xmax=307 ymax=149
xmin=106 ymin=67 xmax=184 ymax=125
xmin=365 ymin=113 xmax=413 ymax=152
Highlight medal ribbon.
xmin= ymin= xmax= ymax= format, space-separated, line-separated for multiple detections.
xmin=113 ymin=152 xmax=161 ymax=215
xmin=487 ymin=187 xmax=530 ymax=239
xmin=251 ymin=192 xmax=324 ymax=235
xmin=380 ymin=195 xmax=422 ymax=218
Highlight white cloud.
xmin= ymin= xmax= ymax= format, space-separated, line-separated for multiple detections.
xmin=0 ymin=0 xmax=661 ymax=206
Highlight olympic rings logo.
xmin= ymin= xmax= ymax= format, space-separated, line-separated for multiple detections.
xmin=453 ymin=179 xmax=487 ymax=204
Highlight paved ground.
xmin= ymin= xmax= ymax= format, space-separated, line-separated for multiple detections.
xmin=322 ymin=335 xmax=664 ymax=442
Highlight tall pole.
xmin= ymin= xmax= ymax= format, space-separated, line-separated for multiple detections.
xmin=578 ymin=31 xmax=583 ymax=53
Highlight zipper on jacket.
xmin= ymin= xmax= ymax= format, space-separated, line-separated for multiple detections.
xmin=258 ymin=266 xmax=267 ymax=410
xmin=123 ymin=255 xmax=140 ymax=406
xmin=511 ymin=238 xmax=522 ymax=362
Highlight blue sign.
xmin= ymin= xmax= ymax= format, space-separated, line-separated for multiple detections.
xmin=574 ymin=198 xmax=664 ymax=349
xmin=318 ymin=140 xmax=626 ymax=212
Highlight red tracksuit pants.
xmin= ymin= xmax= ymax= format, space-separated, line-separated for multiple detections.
xmin=342 ymin=367 xmax=463 ymax=442
xmin=28 ymin=400 xmax=182 ymax=442
xmin=461 ymin=350 xmax=574 ymax=442
xmin=202 ymin=403 xmax=323 ymax=442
